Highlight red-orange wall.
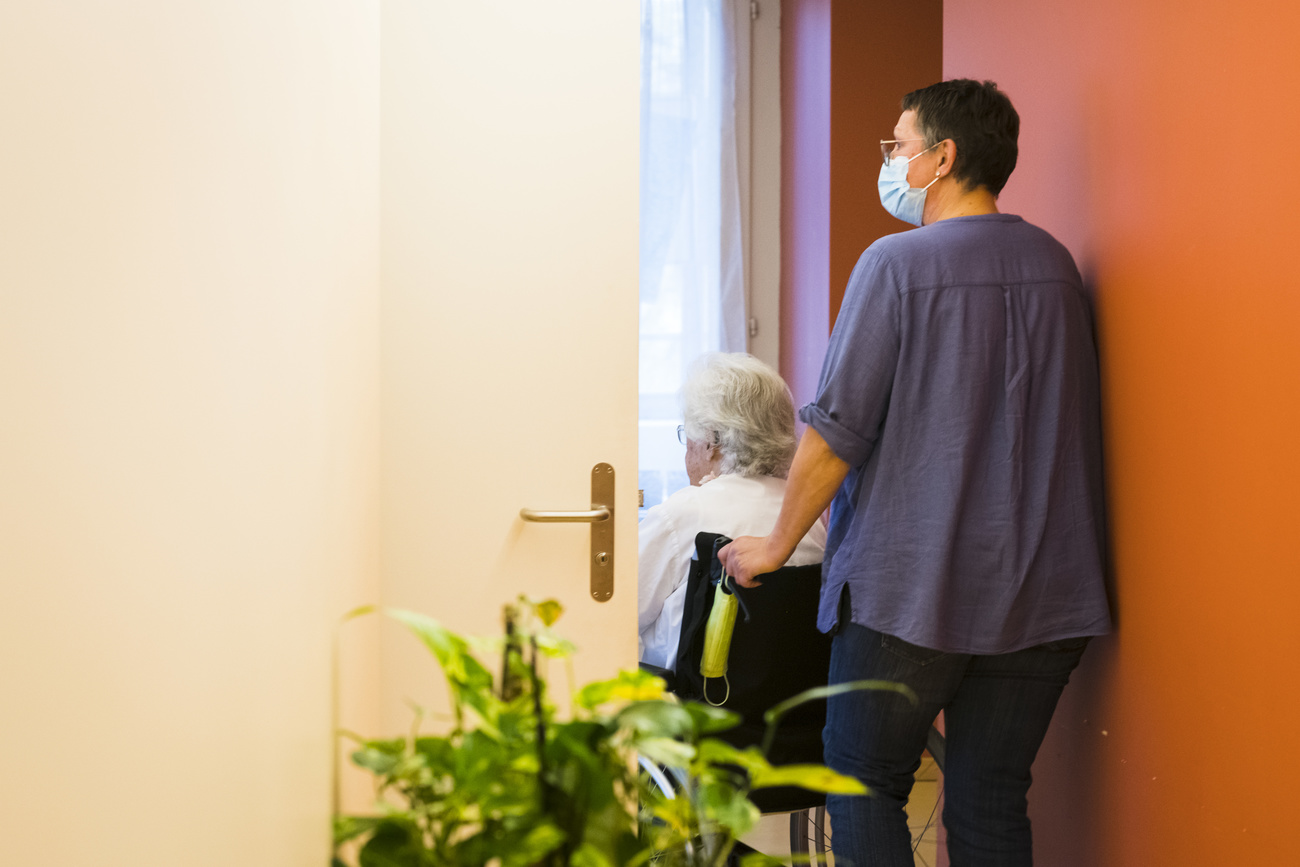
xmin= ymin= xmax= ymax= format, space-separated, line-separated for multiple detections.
xmin=780 ymin=0 xmax=942 ymax=411
xmin=945 ymin=1 xmax=1300 ymax=863
xmin=827 ymin=1 xmax=944 ymax=325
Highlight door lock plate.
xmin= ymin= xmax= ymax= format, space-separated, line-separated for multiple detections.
xmin=589 ymin=463 xmax=614 ymax=602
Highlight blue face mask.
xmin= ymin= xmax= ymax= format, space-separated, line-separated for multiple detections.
xmin=877 ymin=142 xmax=941 ymax=226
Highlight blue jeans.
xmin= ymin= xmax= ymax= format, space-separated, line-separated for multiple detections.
xmin=823 ymin=622 xmax=1089 ymax=867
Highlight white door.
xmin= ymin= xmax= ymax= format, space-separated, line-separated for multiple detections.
xmin=375 ymin=1 xmax=641 ymax=731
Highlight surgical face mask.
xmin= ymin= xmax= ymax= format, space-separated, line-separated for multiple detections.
xmin=877 ymin=142 xmax=941 ymax=226
xmin=699 ymin=576 xmax=738 ymax=705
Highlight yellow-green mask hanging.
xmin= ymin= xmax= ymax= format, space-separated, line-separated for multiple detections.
xmin=700 ymin=573 xmax=739 ymax=705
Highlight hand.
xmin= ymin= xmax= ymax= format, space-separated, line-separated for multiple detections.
xmin=717 ymin=536 xmax=785 ymax=588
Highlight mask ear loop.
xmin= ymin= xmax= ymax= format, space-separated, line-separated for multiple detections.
xmin=898 ymin=140 xmax=941 ymax=164
xmin=917 ymin=141 xmax=946 ymax=192
xmin=897 ymin=139 xmax=945 ymax=189
xmin=703 ymin=674 xmax=730 ymax=707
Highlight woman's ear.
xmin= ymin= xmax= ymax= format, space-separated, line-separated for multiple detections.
xmin=937 ymin=139 xmax=957 ymax=177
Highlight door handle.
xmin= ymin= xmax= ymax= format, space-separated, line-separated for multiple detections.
xmin=519 ymin=507 xmax=609 ymax=523
xmin=519 ymin=462 xmax=615 ymax=602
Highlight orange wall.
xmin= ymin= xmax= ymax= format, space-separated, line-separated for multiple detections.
xmin=780 ymin=0 xmax=942 ymax=411
xmin=946 ymin=1 xmax=1300 ymax=863
xmin=827 ymin=0 xmax=944 ymax=324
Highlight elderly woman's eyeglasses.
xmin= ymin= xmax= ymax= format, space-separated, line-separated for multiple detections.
xmin=880 ymin=138 xmax=926 ymax=166
xmin=677 ymin=425 xmax=720 ymax=446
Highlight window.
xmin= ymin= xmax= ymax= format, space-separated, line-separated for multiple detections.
xmin=639 ymin=0 xmax=779 ymax=510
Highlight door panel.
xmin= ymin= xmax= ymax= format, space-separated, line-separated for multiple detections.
xmin=379 ymin=0 xmax=640 ymax=733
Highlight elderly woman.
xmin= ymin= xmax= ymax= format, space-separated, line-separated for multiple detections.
xmin=638 ymin=352 xmax=827 ymax=671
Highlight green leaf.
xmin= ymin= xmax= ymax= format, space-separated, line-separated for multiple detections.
xmin=386 ymin=609 xmax=493 ymax=687
xmin=333 ymin=815 xmax=382 ymax=846
xmin=763 ymin=680 xmax=918 ymax=729
xmin=761 ymin=679 xmax=917 ymax=756
xmin=739 ymin=852 xmax=787 ymax=867
xmin=569 ymin=799 xmax=641 ymax=866
xmin=351 ymin=739 xmax=406 ymax=775
xmin=681 ymin=701 xmax=742 ymax=735
xmin=386 ymin=608 xmax=498 ymax=719
xmin=499 ymin=822 xmax=566 ymax=867
xmin=548 ymin=719 xmax=610 ymax=778
xmin=507 ymin=751 xmax=541 ymax=775
xmin=574 ymin=681 xmax=615 ymax=709
xmin=695 ymin=779 xmax=760 ymax=836
xmin=614 ymin=831 xmax=651 ymax=867
xmin=571 ymin=841 xmax=617 ymax=867
xmin=576 ymin=669 xmax=666 ymax=709
xmin=363 ymin=737 xmax=406 ymax=755
xmin=453 ymin=729 xmax=507 ymax=789
xmin=635 ymin=736 xmax=696 ymax=769
xmin=696 ymin=739 xmax=768 ymax=773
xmin=532 ymin=632 xmax=578 ymax=658
xmin=412 ymin=736 xmax=455 ymax=770
xmin=749 ymin=763 xmax=868 ymax=794
xmin=385 ymin=609 xmax=459 ymax=666
xmin=643 ymin=793 xmax=698 ymax=840
xmin=534 ymin=599 xmax=564 ymax=626
xmin=357 ymin=819 xmax=426 ymax=867
xmin=340 ymin=604 xmax=379 ymax=623
xmin=617 ymin=700 xmax=694 ymax=738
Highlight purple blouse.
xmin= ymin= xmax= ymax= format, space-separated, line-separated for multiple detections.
xmin=801 ymin=214 xmax=1111 ymax=654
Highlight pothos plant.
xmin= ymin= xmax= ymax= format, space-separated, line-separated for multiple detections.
xmin=332 ymin=598 xmax=912 ymax=867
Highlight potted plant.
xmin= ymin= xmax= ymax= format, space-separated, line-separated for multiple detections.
xmin=332 ymin=598 xmax=906 ymax=866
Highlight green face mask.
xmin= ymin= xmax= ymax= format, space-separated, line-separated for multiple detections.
xmin=700 ymin=573 xmax=739 ymax=706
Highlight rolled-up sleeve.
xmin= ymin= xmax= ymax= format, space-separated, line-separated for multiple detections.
xmin=798 ymin=247 xmax=902 ymax=468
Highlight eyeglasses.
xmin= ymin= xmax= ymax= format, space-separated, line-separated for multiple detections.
xmin=676 ymin=425 xmax=719 ymax=446
xmin=880 ymin=138 xmax=927 ymax=166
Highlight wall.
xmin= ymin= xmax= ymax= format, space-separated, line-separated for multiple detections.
xmin=0 ymin=4 xmax=381 ymax=864
xmin=780 ymin=0 xmax=832 ymax=411
xmin=745 ymin=0 xmax=785 ymax=370
xmin=946 ymin=1 xmax=1300 ymax=863
xmin=780 ymin=0 xmax=942 ymax=410
xmin=827 ymin=0 xmax=944 ymax=322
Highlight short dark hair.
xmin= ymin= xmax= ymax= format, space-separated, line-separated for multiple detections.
xmin=901 ymin=79 xmax=1019 ymax=195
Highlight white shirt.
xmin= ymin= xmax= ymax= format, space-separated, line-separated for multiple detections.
xmin=638 ymin=473 xmax=827 ymax=670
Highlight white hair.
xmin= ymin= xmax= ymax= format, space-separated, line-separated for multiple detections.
xmin=681 ymin=352 xmax=797 ymax=478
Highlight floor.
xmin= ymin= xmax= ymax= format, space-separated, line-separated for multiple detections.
xmin=737 ymin=755 xmax=943 ymax=865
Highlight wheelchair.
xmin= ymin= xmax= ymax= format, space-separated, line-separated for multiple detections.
xmin=641 ymin=532 xmax=947 ymax=863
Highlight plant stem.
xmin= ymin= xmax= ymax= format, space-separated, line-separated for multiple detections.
xmin=501 ymin=603 xmax=523 ymax=701
xmin=530 ymin=636 xmax=549 ymax=810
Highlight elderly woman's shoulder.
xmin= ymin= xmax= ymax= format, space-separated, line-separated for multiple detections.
xmin=652 ymin=474 xmax=785 ymax=514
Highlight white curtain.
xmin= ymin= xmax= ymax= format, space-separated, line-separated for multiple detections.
xmin=639 ymin=0 xmax=745 ymax=509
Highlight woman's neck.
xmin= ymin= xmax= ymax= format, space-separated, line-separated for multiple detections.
xmin=923 ymin=183 xmax=998 ymax=225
